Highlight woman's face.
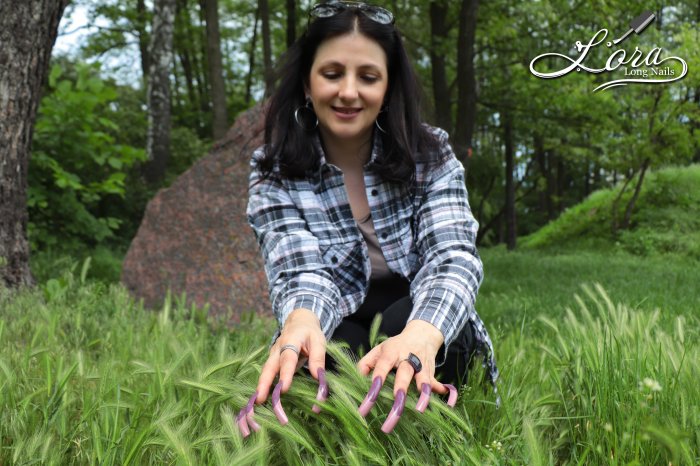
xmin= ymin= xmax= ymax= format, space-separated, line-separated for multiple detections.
xmin=307 ymin=32 xmax=388 ymax=148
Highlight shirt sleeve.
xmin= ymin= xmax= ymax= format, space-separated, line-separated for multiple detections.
xmin=246 ymin=150 xmax=342 ymax=339
xmin=409 ymin=128 xmax=485 ymax=361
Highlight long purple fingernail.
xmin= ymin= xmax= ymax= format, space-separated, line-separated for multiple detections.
xmin=312 ymin=368 xmax=329 ymax=414
xmin=358 ymin=376 xmax=382 ymax=417
xmin=245 ymin=391 xmax=258 ymax=413
xmin=271 ymin=381 xmax=289 ymax=425
xmin=415 ymin=383 xmax=431 ymax=413
xmin=381 ymin=389 xmax=406 ymax=434
xmin=444 ymin=384 xmax=458 ymax=407
xmin=236 ymin=408 xmax=251 ymax=437
xmin=246 ymin=410 xmax=261 ymax=432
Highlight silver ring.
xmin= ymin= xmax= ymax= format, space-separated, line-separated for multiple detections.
xmin=279 ymin=344 xmax=300 ymax=356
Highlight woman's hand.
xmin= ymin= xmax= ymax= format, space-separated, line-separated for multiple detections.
xmin=255 ymin=308 xmax=327 ymax=403
xmin=357 ymin=320 xmax=449 ymax=397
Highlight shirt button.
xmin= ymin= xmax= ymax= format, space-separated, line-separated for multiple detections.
xmin=381 ymin=232 xmax=388 ymax=240
xmin=371 ymin=189 xmax=378 ymax=196
xmin=331 ymin=256 xmax=338 ymax=264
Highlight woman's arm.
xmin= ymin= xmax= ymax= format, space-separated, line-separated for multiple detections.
xmin=357 ymin=128 xmax=487 ymax=401
xmin=409 ymin=128 xmax=483 ymax=364
xmin=246 ymin=151 xmax=340 ymax=401
xmin=247 ymin=151 xmax=343 ymax=339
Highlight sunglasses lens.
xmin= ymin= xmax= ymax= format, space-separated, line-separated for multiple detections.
xmin=310 ymin=4 xmax=342 ymax=18
xmin=309 ymin=2 xmax=394 ymax=25
xmin=365 ymin=9 xmax=393 ymax=24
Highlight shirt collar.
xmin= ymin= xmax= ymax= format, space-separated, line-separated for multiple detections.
xmin=311 ymin=130 xmax=384 ymax=171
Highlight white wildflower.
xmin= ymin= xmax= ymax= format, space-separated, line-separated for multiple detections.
xmin=640 ymin=377 xmax=662 ymax=392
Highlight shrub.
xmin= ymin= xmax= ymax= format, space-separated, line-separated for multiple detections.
xmin=29 ymin=62 xmax=146 ymax=252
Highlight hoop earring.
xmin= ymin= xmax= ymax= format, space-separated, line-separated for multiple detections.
xmin=294 ymin=99 xmax=318 ymax=131
xmin=375 ymin=109 xmax=387 ymax=134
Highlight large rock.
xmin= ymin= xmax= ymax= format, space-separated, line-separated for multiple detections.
xmin=121 ymin=104 xmax=270 ymax=320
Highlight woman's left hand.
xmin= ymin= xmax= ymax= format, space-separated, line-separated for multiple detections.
xmin=357 ymin=320 xmax=449 ymax=398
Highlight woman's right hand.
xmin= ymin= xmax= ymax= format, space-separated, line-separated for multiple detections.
xmin=255 ymin=308 xmax=327 ymax=403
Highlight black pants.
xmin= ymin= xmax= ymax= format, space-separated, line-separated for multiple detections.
xmin=329 ymin=274 xmax=476 ymax=386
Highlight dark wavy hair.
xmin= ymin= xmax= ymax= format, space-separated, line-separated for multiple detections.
xmin=256 ymin=8 xmax=439 ymax=185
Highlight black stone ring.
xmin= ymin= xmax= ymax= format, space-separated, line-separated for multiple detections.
xmin=404 ymin=353 xmax=422 ymax=373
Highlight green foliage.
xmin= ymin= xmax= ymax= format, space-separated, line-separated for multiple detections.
xmin=165 ymin=126 xmax=213 ymax=185
xmin=29 ymin=62 xmax=146 ymax=251
xmin=60 ymin=1 xmax=700 ymax=249
xmin=520 ymin=165 xmax=700 ymax=258
xmin=31 ymin=245 xmax=125 ymax=285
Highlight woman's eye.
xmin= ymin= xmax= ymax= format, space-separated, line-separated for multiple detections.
xmin=322 ymin=72 xmax=341 ymax=79
xmin=362 ymin=75 xmax=379 ymax=83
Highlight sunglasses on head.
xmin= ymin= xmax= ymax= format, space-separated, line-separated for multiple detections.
xmin=309 ymin=1 xmax=395 ymax=25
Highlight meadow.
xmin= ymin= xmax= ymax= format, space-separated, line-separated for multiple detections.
xmin=2 ymin=248 xmax=698 ymax=465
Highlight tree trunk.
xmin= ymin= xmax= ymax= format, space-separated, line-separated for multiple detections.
xmin=0 ymin=0 xmax=68 ymax=288
xmin=245 ymin=9 xmax=260 ymax=106
xmin=196 ymin=0 xmax=211 ymax=118
xmin=534 ymin=133 xmax=550 ymax=220
xmin=477 ymin=179 xmax=538 ymax=245
xmin=286 ymin=0 xmax=296 ymax=48
xmin=621 ymin=158 xmax=650 ymax=230
xmin=178 ymin=50 xmax=198 ymax=113
xmin=429 ymin=0 xmax=452 ymax=133
xmin=145 ymin=0 xmax=176 ymax=185
xmin=259 ymin=0 xmax=274 ymax=96
xmin=203 ymin=0 xmax=229 ymax=140
xmin=175 ymin=0 xmax=197 ymax=113
xmin=610 ymin=171 xmax=634 ymax=235
xmin=454 ymin=0 xmax=478 ymax=164
xmin=694 ymin=86 xmax=700 ymax=163
xmin=694 ymin=0 xmax=700 ymax=162
xmin=136 ymin=0 xmax=151 ymax=83
xmin=555 ymin=152 xmax=565 ymax=213
xmin=504 ymin=110 xmax=516 ymax=250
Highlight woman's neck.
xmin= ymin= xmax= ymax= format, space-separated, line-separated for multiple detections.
xmin=319 ymin=129 xmax=373 ymax=172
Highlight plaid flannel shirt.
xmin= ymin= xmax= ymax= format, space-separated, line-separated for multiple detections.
xmin=247 ymin=127 xmax=498 ymax=387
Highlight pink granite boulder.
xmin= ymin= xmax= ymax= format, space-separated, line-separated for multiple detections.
xmin=121 ymin=104 xmax=270 ymax=321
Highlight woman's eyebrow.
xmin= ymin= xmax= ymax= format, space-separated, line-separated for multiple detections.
xmin=316 ymin=60 xmax=384 ymax=71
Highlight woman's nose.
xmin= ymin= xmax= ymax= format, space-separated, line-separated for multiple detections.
xmin=338 ymin=77 xmax=359 ymax=101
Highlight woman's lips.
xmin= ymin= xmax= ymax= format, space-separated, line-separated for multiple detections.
xmin=332 ymin=106 xmax=362 ymax=119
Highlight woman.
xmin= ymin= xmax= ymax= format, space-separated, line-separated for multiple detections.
xmin=246 ymin=1 xmax=497 ymax=431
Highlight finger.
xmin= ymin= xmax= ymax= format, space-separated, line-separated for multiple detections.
xmin=312 ymin=367 xmax=329 ymax=414
xmin=370 ymin=351 xmax=396 ymax=385
xmin=236 ymin=408 xmax=251 ymax=438
xmin=409 ymin=356 xmax=432 ymax=413
xmin=413 ymin=359 xmax=447 ymax=395
xmin=429 ymin=376 xmax=448 ymax=395
xmin=380 ymin=389 xmax=406 ymax=434
xmin=307 ymin=335 xmax=326 ymax=381
xmin=271 ymin=381 xmax=289 ymax=425
xmin=415 ymin=383 xmax=431 ymax=413
xmin=357 ymin=345 xmax=381 ymax=376
xmin=392 ymin=358 xmax=415 ymax=397
xmin=278 ymin=345 xmax=301 ymax=392
xmin=357 ymin=375 xmax=382 ymax=417
xmin=256 ymin=353 xmax=280 ymax=403
xmin=443 ymin=383 xmax=459 ymax=407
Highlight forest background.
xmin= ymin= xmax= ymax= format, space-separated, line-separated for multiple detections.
xmin=1 ymin=1 xmax=700 ymax=464
xmin=12 ymin=0 xmax=700 ymax=282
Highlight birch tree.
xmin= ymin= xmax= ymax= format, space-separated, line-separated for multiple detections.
xmin=145 ymin=0 xmax=176 ymax=184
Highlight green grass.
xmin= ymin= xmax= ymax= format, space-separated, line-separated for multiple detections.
xmin=1 ymin=252 xmax=699 ymax=464
xmin=479 ymin=247 xmax=700 ymax=328
xmin=520 ymin=165 xmax=700 ymax=259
